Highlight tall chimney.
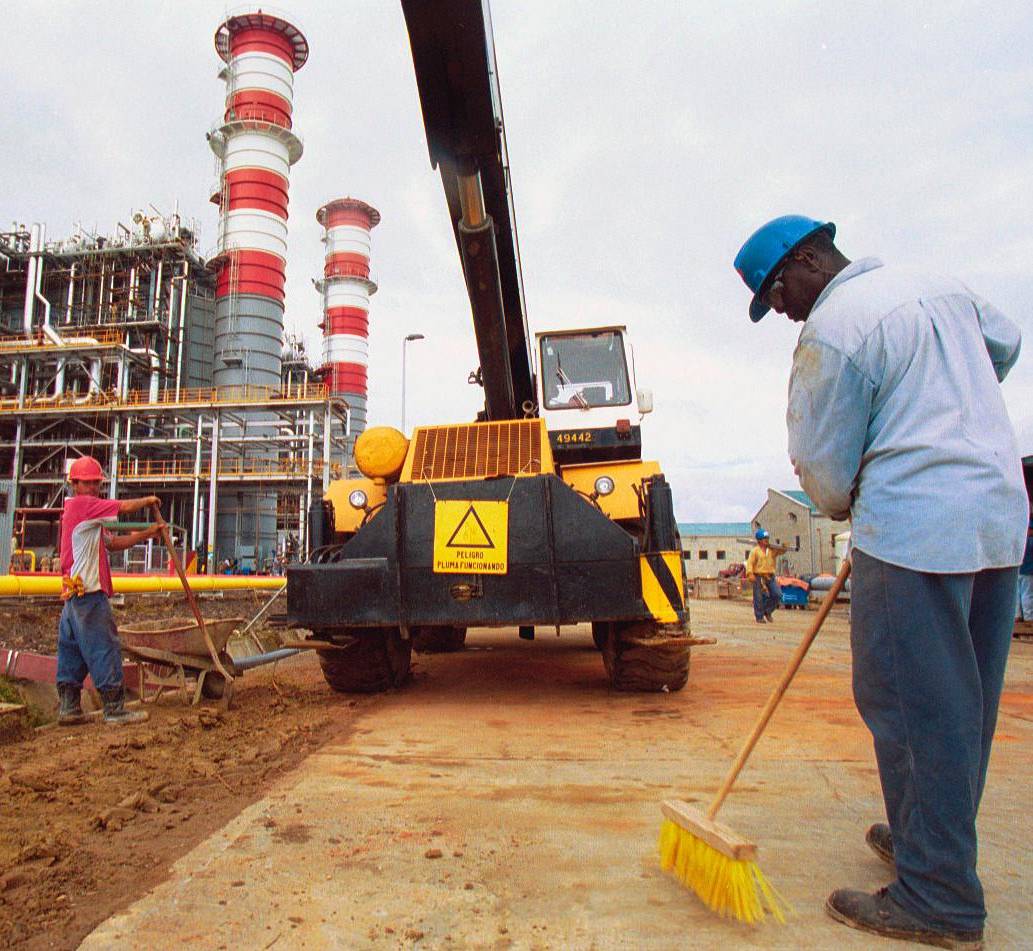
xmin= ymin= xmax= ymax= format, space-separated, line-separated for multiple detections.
xmin=205 ymin=10 xmax=308 ymax=570
xmin=316 ymin=198 xmax=380 ymax=458
xmin=209 ymin=10 xmax=307 ymax=386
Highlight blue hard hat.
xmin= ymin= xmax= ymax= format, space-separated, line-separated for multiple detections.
xmin=755 ymin=528 xmax=769 ymax=540
xmin=734 ymin=215 xmax=836 ymax=322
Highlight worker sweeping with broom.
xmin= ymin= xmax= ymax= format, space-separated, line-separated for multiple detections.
xmin=661 ymin=216 xmax=1023 ymax=945
xmin=671 ymin=215 xmax=1022 ymax=948
xmin=57 ymin=456 xmax=162 ymax=726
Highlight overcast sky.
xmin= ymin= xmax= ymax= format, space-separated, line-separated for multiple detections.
xmin=2 ymin=1 xmax=1031 ymax=522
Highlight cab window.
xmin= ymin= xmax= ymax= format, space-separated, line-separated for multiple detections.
xmin=540 ymin=331 xmax=631 ymax=410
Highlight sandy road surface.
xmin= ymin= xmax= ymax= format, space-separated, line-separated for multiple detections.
xmin=83 ymin=599 xmax=1032 ymax=949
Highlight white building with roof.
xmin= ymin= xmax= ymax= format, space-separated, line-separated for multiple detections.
xmin=678 ymin=521 xmax=754 ymax=578
xmin=751 ymin=489 xmax=849 ymax=577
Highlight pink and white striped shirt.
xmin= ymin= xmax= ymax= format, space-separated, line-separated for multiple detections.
xmin=60 ymin=496 xmax=121 ymax=596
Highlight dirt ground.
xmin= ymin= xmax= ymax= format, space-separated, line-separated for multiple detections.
xmin=0 ymin=590 xmax=282 ymax=656
xmin=0 ymin=592 xmax=357 ymax=951
xmin=3 ymin=595 xmax=1031 ymax=950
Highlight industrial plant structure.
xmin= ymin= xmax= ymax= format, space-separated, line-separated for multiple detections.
xmin=0 ymin=11 xmax=361 ymax=574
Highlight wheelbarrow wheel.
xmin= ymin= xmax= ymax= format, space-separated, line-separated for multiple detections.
xmin=200 ymin=671 xmax=228 ymax=700
xmin=200 ymin=653 xmax=237 ymax=700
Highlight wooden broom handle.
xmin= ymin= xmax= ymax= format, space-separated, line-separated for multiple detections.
xmin=706 ymin=557 xmax=851 ymax=820
xmin=151 ymin=504 xmax=233 ymax=682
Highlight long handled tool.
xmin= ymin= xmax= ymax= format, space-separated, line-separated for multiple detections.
xmin=151 ymin=504 xmax=234 ymax=683
xmin=659 ymin=558 xmax=852 ymax=923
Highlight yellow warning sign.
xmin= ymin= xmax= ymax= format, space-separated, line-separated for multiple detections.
xmin=433 ymin=500 xmax=509 ymax=575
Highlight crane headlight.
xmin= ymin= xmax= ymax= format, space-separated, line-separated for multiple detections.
xmin=594 ymin=476 xmax=616 ymax=497
xmin=348 ymin=489 xmax=368 ymax=509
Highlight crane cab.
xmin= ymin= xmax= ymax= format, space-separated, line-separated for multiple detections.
xmin=536 ymin=325 xmax=652 ymax=464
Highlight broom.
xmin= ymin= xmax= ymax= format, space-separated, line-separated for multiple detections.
xmin=659 ymin=558 xmax=852 ymax=923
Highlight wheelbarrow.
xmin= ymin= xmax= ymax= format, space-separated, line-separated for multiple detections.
xmin=120 ymin=617 xmax=246 ymax=706
xmin=110 ymin=503 xmax=243 ymax=707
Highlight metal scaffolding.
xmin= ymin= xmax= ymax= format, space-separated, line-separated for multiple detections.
xmin=0 ymin=215 xmax=349 ymax=572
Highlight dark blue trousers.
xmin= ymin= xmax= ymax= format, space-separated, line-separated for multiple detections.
xmin=57 ymin=592 xmax=125 ymax=692
xmin=752 ymin=576 xmax=781 ymax=620
xmin=850 ymin=549 xmax=1016 ymax=931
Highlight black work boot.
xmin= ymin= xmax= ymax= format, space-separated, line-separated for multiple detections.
xmin=867 ymin=822 xmax=895 ymax=866
xmin=99 ymin=687 xmax=149 ymax=726
xmin=57 ymin=684 xmax=88 ymax=726
xmin=826 ymin=887 xmax=983 ymax=949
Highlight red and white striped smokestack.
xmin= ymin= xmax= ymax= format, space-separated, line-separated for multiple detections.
xmin=205 ymin=10 xmax=308 ymax=570
xmin=316 ymin=198 xmax=380 ymax=448
xmin=208 ymin=10 xmax=307 ymax=387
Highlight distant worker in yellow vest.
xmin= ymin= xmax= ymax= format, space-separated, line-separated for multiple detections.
xmin=746 ymin=528 xmax=781 ymax=623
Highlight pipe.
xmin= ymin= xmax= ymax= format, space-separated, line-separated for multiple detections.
xmin=34 ymin=229 xmax=52 ymax=332
xmin=149 ymin=353 xmax=160 ymax=404
xmin=55 ymin=276 xmax=69 ymax=395
xmin=232 ymin=648 xmax=301 ymax=671
xmin=128 ymin=266 xmax=137 ymax=320
xmin=66 ymin=262 xmax=77 ymax=324
xmin=191 ymin=416 xmax=204 ymax=548
xmin=457 ymin=171 xmax=487 ymax=228
xmin=153 ymin=260 xmax=163 ymax=318
xmin=109 ymin=417 xmax=122 ymax=498
xmin=207 ymin=411 xmax=220 ymax=572
xmin=0 ymin=575 xmax=285 ymax=597
xmin=175 ymin=261 xmax=189 ymax=398
xmin=322 ymin=403 xmax=332 ymax=492
xmin=304 ymin=408 xmax=315 ymax=554
xmin=22 ymin=223 xmax=40 ymax=333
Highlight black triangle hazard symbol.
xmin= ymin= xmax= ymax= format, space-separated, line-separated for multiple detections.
xmin=446 ymin=504 xmax=495 ymax=549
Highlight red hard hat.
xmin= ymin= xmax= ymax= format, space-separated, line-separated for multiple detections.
xmin=68 ymin=456 xmax=104 ymax=481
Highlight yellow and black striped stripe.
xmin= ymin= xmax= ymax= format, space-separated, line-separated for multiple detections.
xmin=639 ymin=551 xmax=686 ymax=624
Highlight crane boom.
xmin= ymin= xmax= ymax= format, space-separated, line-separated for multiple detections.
xmin=401 ymin=0 xmax=536 ymax=420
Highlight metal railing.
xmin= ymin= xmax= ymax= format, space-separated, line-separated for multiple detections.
xmin=118 ymin=457 xmax=326 ymax=480
xmin=0 ymin=381 xmax=329 ymax=413
xmin=0 ymin=328 xmax=122 ymax=352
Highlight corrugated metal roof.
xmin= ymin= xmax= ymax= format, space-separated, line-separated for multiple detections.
xmin=678 ymin=521 xmax=753 ymax=537
xmin=780 ymin=489 xmax=817 ymax=511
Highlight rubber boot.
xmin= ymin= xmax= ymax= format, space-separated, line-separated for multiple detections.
xmin=57 ymin=684 xmax=88 ymax=726
xmin=100 ymin=686 xmax=149 ymax=725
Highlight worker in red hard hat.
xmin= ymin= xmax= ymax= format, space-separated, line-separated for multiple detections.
xmin=58 ymin=456 xmax=163 ymax=726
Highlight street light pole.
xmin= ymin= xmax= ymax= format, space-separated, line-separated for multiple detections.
xmin=401 ymin=333 xmax=425 ymax=432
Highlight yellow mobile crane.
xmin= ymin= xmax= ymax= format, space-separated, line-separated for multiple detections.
xmin=287 ymin=0 xmax=700 ymax=692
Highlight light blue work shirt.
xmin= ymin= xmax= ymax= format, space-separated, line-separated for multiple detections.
xmin=787 ymin=257 xmax=1025 ymax=573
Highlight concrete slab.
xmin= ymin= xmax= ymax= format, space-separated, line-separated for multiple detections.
xmin=82 ymin=601 xmax=1032 ymax=949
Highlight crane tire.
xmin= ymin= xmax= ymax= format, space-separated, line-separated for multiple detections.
xmin=602 ymin=620 xmax=690 ymax=692
xmin=316 ymin=628 xmax=412 ymax=694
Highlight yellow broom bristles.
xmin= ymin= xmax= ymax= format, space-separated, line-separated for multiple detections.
xmin=658 ymin=819 xmax=791 ymax=925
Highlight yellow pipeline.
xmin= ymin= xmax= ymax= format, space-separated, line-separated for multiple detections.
xmin=0 ymin=575 xmax=285 ymax=598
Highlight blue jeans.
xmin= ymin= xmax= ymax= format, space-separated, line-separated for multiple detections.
xmin=752 ymin=576 xmax=781 ymax=619
xmin=850 ymin=549 xmax=1016 ymax=931
xmin=57 ymin=592 xmax=125 ymax=692
xmin=1016 ymin=573 xmax=1033 ymax=620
